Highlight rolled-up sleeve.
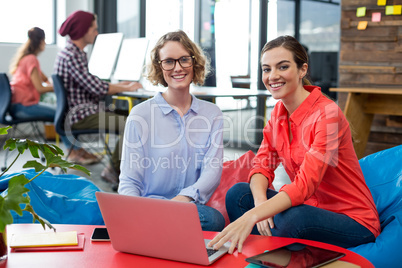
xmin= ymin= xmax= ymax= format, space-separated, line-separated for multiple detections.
xmin=248 ymin=118 xmax=281 ymax=187
xmin=118 ymin=113 xmax=146 ymax=197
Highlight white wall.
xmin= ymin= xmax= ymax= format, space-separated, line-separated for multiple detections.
xmin=0 ymin=0 xmax=93 ymax=77
xmin=0 ymin=44 xmax=60 ymax=76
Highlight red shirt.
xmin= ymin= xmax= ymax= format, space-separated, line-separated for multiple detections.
xmin=249 ymin=86 xmax=380 ymax=237
xmin=10 ymin=54 xmax=41 ymax=106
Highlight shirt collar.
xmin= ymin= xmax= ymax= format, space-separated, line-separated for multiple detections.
xmin=154 ymin=92 xmax=199 ymax=115
xmin=66 ymin=39 xmax=86 ymax=55
xmin=288 ymin=85 xmax=322 ymax=125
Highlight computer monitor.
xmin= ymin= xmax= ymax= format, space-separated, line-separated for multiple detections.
xmin=309 ymin=51 xmax=338 ymax=84
xmin=88 ymin=32 xmax=124 ymax=80
xmin=309 ymin=51 xmax=338 ymax=100
xmin=112 ymin=38 xmax=149 ymax=82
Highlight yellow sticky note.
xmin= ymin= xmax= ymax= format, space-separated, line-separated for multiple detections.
xmin=394 ymin=5 xmax=402 ymax=14
xmin=357 ymin=21 xmax=368 ymax=30
xmin=385 ymin=6 xmax=394 ymax=15
xmin=377 ymin=0 xmax=386 ymax=6
xmin=372 ymin=12 xmax=381 ymax=22
xmin=356 ymin=7 xmax=366 ymax=17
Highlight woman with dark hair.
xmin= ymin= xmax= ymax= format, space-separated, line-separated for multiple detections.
xmin=118 ymin=30 xmax=225 ymax=231
xmin=208 ymin=35 xmax=380 ymax=253
xmin=9 ymin=27 xmax=99 ymax=165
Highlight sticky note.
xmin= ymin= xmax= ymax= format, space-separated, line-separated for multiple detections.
xmin=372 ymin=12 xmax=381 ymax=22
xmin=385 ymin=6 xmax=394 ymax=15
xmin=356 ymin=7 xmax=366 ymax=17
xmin=203 ymin=21 xmax=211 ymax=31
xmin=394 ymin=5 xmax=402 ymax=14
xmin=357 ymin=21 xmax=368 ymax=30
xmin=377 ymin=0 xmax=386 ymax=6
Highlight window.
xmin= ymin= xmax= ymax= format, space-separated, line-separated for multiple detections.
xmin=300 ymin=0 xmax=340 ymax=98
xmin=275 ymin=0 xmax=296 ymax=38
xmin=300 ymin=0 xmax=340 ymax=52
xmin=0 ymin=0 xmax=56 ymax=44
xmin=146 ymin=0 xmax=185 ymax=41
xmin=117 ymin=0 xmax=140 ymax=38
xmin=214 ymin=0 xmax=251 ymax=87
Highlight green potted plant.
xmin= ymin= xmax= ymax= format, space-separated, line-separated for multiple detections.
xmin=0 ymin=126 xmax=90 ymax=262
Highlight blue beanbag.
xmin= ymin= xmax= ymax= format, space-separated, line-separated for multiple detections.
xmin=0 ymin=169 xmax=104 ymax=225
xmin=348 ymin=145 xmax=402 ymax=268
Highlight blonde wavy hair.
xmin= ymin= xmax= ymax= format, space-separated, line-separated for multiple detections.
xmin=147 ymin=30 xmax=210 ymax=87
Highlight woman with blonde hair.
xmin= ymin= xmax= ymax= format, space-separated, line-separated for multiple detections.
xmin=9 ymin=27 xmax=99 ymax=165
xmin=119 ymin=30 xmax=225 ymax=231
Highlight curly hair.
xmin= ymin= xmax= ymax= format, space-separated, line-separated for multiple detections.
xmin=147 ymin=30 xmax=210 ymax=87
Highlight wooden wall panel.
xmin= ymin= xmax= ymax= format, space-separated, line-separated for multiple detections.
xmin=340 ymin=0 xmax=402 ymax=156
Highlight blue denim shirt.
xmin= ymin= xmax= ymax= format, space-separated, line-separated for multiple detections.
xmin=118 ymin=92 xmax=223 ymax=204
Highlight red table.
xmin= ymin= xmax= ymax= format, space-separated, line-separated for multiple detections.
xmin=3 ymin=224 xmax=373 ymax=268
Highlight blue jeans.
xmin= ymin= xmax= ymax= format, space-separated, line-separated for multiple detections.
xmin=196 ymin=204 xmax=225 ymax=232
xmin=226 ymin=182 xmax=376 ymax=248
xmin=10 ymin=103 xmax=75 ymax=149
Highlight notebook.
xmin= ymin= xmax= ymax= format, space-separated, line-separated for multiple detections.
xmin=9 ymin=231 xmax=78 ymax=248
xmin=12 ymin=234 xmax=85 ymax=252
xmin=95 ymin=192 xmax=230 ymax=265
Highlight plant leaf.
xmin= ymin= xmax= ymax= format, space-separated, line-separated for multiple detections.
xmin=4 ymin=175 xmax=31 ymax=215
xmin=27 ymin=140 xmax=41 ymax=158
xmin=15 ymin=139 xmax=29 ymax=154
xmin=0 ymin=126 xmax=12 ymax=135
xmin=47 ymin=156 xmax=91 ymax=176
xmin=23 ymin=160 xmax=47 ymax=172
xmin=45 ymin=143 xmax=65 ymax=156
xmin=0 ymin=128 xmax=91 ymax=233
xmin=23 ymin=204 xmax=55 ymax=231
xmin=3 ymin=138 xmax=17 ymax=151
xmin=69 ymin=165 xmax=91 ymax=175
xmin=0 ymin=195 xmax=14 ymax=232
xmin=0 ymin=174 xmax=31 ymax=232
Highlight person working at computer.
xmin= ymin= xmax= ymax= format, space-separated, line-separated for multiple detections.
xmin=9 ymin=26 xmax=98 ymax=165
xmin=118 ymin=30 xmax=225 ymax=231
xmin=54 ymin=10 xmax=143 ymax=184
xmin=208 ymin=35 xmax=380 ymax=253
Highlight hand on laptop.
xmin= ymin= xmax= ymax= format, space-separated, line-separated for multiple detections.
xmin=108 ymin=81 xmax=143 ymax=94
xmin=122 ymin=81 xmax=143 ymax=91
xmin=207 ymin=212 xmax=255 ymax=254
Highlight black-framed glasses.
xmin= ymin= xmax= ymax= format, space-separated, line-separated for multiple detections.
xmin=158 ymin=56 xmax=195 ymax=71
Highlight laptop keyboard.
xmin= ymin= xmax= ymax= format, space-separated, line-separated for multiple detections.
xmin=207 ymin=248 xmax=219 ymax=257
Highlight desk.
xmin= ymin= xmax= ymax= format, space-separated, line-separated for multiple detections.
xmin=115 ymin=86 xmax=272 ymax=144
xmin=115 ymin=86 xmax=271 ymax=110
xmin=4 ymin=224 xmax=373 ymax=268
xmin=330 ymin=87 xmax=402 ymax=158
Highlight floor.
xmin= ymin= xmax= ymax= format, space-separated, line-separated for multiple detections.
xmin=0 ymin=105 xmax=290 ymax=194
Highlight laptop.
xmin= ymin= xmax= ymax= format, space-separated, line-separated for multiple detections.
xmin=95 ymin=192 xmax=230 ymax=265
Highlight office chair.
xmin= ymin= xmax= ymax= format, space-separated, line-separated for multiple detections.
xmin=0 ymin=73 xmax=53 ymax=171
xmin=52 ymin=74 xmax=117 ymax=170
